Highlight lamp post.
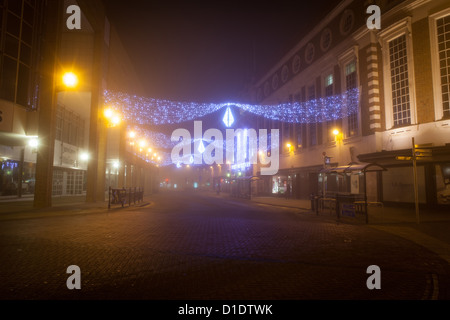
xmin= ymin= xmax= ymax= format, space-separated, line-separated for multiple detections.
xmin=333 ymin=129 xmax=343 ymax=166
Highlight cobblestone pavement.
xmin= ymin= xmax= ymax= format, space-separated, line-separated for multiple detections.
xmin=0 ymin=190 xmax=449 ymax=300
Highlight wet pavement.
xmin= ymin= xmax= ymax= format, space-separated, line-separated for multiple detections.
xmin=0 ymin=190 xmax=449 ymax=302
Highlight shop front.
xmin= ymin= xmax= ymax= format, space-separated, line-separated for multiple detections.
xmin=358 ymin=146 xmax=450 ymax=208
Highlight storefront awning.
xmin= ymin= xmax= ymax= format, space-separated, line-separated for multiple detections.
xmin=235 ymin=176 xmax=260 ymax=181
xmin=320 ymin=162 xmax=387 ymax=174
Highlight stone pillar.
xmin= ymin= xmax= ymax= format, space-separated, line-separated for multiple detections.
xmin=33 ymin=0 xmax=63 ymax=209
xmin=86 ymin=21 xmax=106 ymax=202
xmin=118 ymin=125 xmax=126 ymax=188
xmin=125 ymin=161 xmax=132 ymax=188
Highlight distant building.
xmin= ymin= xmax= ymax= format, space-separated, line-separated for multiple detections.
xmin=0 ymin=0 xmax=157 ymax=204
xmin=248 ymin=0 xmax=450 ymax=208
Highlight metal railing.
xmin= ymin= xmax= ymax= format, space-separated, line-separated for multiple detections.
xmin=108 ymin=187 xmax=144 ymax=209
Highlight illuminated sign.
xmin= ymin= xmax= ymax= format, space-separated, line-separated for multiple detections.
xmin=231 ymin=162 xmax=251 ymax=171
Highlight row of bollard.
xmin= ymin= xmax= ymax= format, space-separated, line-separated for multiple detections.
xmin=108 ymin=186 xmax=144 ymax=209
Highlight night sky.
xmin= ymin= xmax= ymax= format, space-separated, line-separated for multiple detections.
xmin=103 ymin=0 xmax=343 ymax=104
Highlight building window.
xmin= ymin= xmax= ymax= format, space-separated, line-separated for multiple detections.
xmin=389 ymin=34 xmax=411 ymax=127
xmin=294 ymin=92 xmax=305 ymax=149
xmin=379 ymin=17 xmax=417 ymax=129
xmin=324 ymin=73 xmax=338 ymax=142
xmin=308 ymin=85 xmax=317 ymax=146
xmin=325 ymin=74 xmax=333 ymax=96
xmin=436 ymin=14 xmax=450 ymax=118
xmin=345 ymin=60 xmax=358 ymax=136
xmin=56 ymin=105 xmax=85 ymax=148
xmin=0 ymin=0 xmax=37 ymax=109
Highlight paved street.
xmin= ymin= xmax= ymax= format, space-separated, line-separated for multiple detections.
xmin=0 ymin=190 xmax=449 ymax=300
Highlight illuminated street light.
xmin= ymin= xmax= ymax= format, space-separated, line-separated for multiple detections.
xmin=79 ymin=152 xmax=89 ymax=161
xmin=139 ymin=140 xmax=147 ymax=148
xmin=62 ymin=71 xmax=78 ymax=88
xmin=28 ymin=138 xmax=39 ymax=148
xmin=286 ymin=142 xmax=293 ymax=153
xmin=111 ymin=116 xmax=121 ymax=126
xmin=333 ymin=129 xmax=343 ymax=141
xmin=103 ymin=107 xmax=121 ymax=127
xmin=104 ymin=108 xmax=113 ymax=118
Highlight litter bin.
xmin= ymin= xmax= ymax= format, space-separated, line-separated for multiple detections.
xmin=310 ymin=194 xmax=319 ymax=214
xmin=310 ymin=194 xmax=315 ymax=211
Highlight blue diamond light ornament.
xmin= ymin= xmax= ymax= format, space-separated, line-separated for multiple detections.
xmin=222 ymin=107 xmax=234 ymax=127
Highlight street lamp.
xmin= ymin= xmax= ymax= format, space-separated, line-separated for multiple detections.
xmin=333 ymin=129 xmax=343 ymax=142
xmin=79 ymin=152 xmax=89 ymax=162
xmin=103 ymin=108 xmax=121 ymax=127
xmin=62 ymin=71 xmax=78 ymax=88
xmin=28 ymin=138 xmax=39 ymax=150
xmin=286 ymin=142 xmax=293 ymax=153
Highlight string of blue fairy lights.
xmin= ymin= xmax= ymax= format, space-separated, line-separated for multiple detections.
xmin=105 ymin=88 xmax=360 ymax=166
xmin=104 ymin=88 xmax=359 ymax=125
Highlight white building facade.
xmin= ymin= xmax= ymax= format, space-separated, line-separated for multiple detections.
xmin=249 ymin=0 xmax=450 ymax=208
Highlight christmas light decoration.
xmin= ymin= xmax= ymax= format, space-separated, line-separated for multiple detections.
xmin=103 ymin=88 xmax=360 ymax=126
xmin=104 ymin=88 xmax=360 ymax=167
xmin=222 ymin=107 xmax=234 ymax=127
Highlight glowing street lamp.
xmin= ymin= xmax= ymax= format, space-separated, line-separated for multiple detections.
xmin=62 ymin=71 xmax=78 ymax=88
xmin=286 ymin=142 xmax=293 ymax=153
xmin=79 ymin=152 xmax=89 ymax=162
xmin=333 ymin=129 xmax=343 ymax=142
xmin=139 ymin=140 xmax=147 ymax=148
xmin=103 ymin=107 xmax=121 ymax=127
xmin=28 ymin=138 xmax=39 ymax=149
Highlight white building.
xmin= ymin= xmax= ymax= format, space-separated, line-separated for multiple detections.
xmin=248 ymin=0 xmax=450 ymax=209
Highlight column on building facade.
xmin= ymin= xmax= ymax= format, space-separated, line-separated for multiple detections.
xmin=86 ymin=20 xmax=107 ymax=202
xmin=33 ymin=0 xmax=63 ymax=209
xmin=117 ymin=125 xmax=126 ymax=188
xmin=366 ymin=39 xmax=382 ymax=132
xmin=125 ymin=160 xmax=133 ymax=188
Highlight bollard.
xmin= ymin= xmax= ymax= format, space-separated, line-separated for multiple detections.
xmin=108 ymin=186 xmax=111 ymax=209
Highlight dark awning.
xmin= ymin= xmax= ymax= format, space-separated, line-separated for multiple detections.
xmin=235 ymin=176 xmax=260 ymax=181
xmin=320 ymin=162 xmax=387 ymax=174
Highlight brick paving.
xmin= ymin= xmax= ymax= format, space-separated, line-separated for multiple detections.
xmin=0 ymin=191 xmax=449 ymax=300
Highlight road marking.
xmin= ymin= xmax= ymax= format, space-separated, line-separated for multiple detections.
xmin=422 ymin=274 xmax=439 ymax=300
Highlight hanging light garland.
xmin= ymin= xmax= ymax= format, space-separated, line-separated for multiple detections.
xmin=106 ymin=88 xmax=360 ymax=167
xmin=104 ymin=88 xmax=360 ymax=125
